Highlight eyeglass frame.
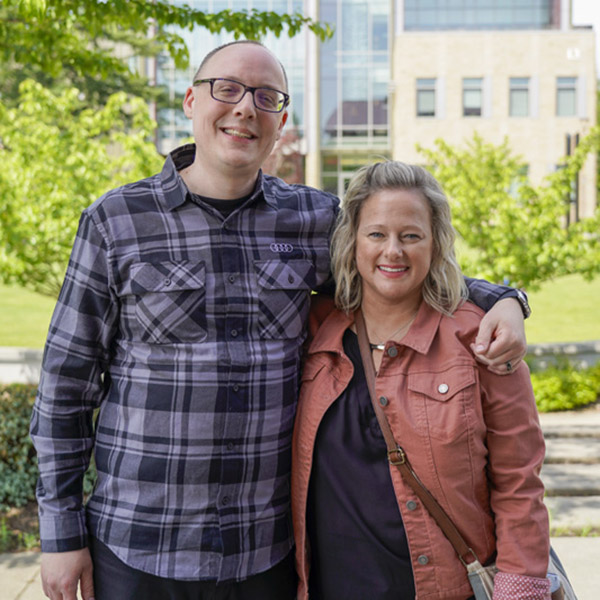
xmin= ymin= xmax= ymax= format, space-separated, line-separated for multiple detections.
xmin=193 ymin=77 xmax=290 ymax=113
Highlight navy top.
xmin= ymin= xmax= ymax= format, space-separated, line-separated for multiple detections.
xmin=306 ymin=329 xmax=416 ymax=600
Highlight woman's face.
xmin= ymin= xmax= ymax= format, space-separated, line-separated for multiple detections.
xmin=355 ymin=188 xmax=433 ymax=310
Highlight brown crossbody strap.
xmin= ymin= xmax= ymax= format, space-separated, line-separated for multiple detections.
xmin=354 ymin=308 xmax=478 ymax=567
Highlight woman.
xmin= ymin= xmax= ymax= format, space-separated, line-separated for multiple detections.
xmin=291 ymin=161 xmax=550 ymax=600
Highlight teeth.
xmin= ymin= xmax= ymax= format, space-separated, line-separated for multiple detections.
xmin=379 ymin=266 xmax=407 ymax=273
xmin=224 ymin=128 xmax=253 ymax=139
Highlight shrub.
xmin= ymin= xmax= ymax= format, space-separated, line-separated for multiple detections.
xmin=531 ymin=361 xmax=600 ymax=412
xmin=0 ymin=384 xmax=38 ymax=510
xmin=0 ymin=383 xmax=97 ymax=512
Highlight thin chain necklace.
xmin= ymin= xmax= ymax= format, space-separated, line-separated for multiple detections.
xmin=367 ymin=312 xmax=418 ymax=352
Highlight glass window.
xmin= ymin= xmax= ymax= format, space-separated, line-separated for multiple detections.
xmin=404 ymin=0 xmax=555 ymax=31
xmin=416 ymin=78 xmax=436 ymax=117
xmin=509 ymin=77 xmax=529 ymax=117
xmin=372 ymin=12 xmax=388 ymax=51
xmin=463 ymin=78 xmax=482 ymax=117
xmin=557 ymin=77 xmax=577 ymax=116
xmin=342 ymin=2 xmax=368 ymax=51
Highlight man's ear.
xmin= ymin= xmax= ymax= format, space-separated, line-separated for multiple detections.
xmin=276 ymin=109 xmax=289 ymax=140
xmin=182 ymin=87 xmax=194 ymax=118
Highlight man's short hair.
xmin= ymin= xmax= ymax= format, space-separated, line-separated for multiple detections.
xmin=193 ymin=40 xmax=289 ymax=92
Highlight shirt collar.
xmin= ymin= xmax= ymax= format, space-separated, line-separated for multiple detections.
xmin=160 ymin=143 xmax=277 ymax=211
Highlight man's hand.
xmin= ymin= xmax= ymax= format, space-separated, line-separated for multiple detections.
xmin=41 ymin=548 xmax=94 ymax=600
xmin=471 ymin=297 xmax=527 ymax=375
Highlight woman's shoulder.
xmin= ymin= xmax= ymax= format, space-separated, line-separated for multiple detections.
xmin=308 ymin=294 xmax=338 ymax=336
xmin=437 ymin=300 xmax=484 ymax=349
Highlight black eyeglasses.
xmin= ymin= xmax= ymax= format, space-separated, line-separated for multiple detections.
xmin=193 ymin=78 xmax=289 ymax=113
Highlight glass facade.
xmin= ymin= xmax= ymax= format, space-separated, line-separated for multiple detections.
xmin=404 ymin=0 xmax=558 ymax=31
xmin=320 ymin=0 xmax=390 ymax=148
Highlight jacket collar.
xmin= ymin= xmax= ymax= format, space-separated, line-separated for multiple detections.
xmin=308 ymin=300 xmax=445 ymax=356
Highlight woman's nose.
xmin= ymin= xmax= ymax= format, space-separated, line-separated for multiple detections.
xmin=384 ymin=238 xmax=403 ymax=257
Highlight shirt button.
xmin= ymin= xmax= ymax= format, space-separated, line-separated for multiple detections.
xmin=438 ymin=383 xmax=449 ymax=394
xmin=417 ymin=555 xmax=429 ymax=565
xmin=379 ymin=396 xmax=388 ymax=407
xmin=231 ymin=329 xmax=238 ymax=337
xmin=232 ymin=384 xmax=240 ymax=392
xmin=221 ymin=496 xmax=230 ymax=505
xmin=228 ymin=274 xmax=236 ymax=283
xmin=288 ymin=274 xmax=295 ymax=284
xmin=406 ymin=500 xmax=418 ymax=511
xmin=164 ymin=278 xmax=171 ymax=287
xmin=387 ymin=346 xmax=398 ymax=357
xmin=227 ymin=442 xmax=235 ymax=451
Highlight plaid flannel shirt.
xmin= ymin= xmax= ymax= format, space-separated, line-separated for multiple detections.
xmin=31 ymin=145 xmax=338 ymax=582
xmin=31 ymin=144 xmax=519 ymax=582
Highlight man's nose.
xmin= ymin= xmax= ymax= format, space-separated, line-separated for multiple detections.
xmin=234 ymin=90 xmax=257 ymax=116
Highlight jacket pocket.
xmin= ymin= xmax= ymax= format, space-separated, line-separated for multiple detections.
xmin=130 ymin=261 xmax=207 ymax=344
xmin=254 ymin=260 xmax=314 ymax=339
xmin=408 ymin=366 xmax=476 ymax=442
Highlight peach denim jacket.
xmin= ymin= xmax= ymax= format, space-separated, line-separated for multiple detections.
xmin=291 ymin=298 xmax=550 ymax=600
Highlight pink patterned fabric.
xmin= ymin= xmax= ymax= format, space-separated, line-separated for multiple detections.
xmin=493 ymin=572 xmax=551 ymax=600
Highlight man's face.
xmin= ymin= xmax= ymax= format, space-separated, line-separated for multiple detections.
xmin=183 ymin=44 xmax=288 ymax=183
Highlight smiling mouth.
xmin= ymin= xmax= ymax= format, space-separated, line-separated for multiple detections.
xmin=379 ymin=266 xmax=408 ymax=273
xmin=223 ymin=128 xmax=256 ymax=140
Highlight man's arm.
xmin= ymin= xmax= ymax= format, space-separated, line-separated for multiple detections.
xmin=465 ymin=277 xmax=530 ymax=375
xmin=31 ymin=211 xmax=118 ymax=599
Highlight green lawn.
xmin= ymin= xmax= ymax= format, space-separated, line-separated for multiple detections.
xmin=0 ymin=284 xmax=55 ymax=348
xmin=0 ymin=274 xmax=599 ymax=348
xmin=524 ymin=274 xmax=600 ymax=344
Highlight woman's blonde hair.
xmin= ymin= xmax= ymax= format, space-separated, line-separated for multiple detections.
xmin=331 ymin=160 xmax=468 ymax=315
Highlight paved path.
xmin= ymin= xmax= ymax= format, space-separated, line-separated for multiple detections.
xmin=539 ymin=405 xmax=600 ymax=535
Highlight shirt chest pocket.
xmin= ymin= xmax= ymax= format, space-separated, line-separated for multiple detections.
xmin=408 ymin=366 xmax=477 ymax=443
xmin=254 ymin=260 xmax=314 ymax=339
xmin=129 ymin=261 xmax=207 ymax=344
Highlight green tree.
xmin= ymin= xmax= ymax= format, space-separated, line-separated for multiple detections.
xmin=0 ymin=80 xmax=164 ymax=297
xmin=417 ymin=131 xmax=600 ymax=290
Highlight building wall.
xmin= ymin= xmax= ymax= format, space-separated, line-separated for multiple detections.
xmin=391 ymin=28 xmax=597 ymax=217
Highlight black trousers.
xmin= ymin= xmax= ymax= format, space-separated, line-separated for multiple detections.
xmin=90 ymin=536 xmax=297 ymax=600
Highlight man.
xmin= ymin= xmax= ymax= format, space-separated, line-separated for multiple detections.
xmin=32 ymin=41 xmax=529 ymax=600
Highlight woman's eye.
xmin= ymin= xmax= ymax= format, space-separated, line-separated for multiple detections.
xmin=368 ymin=232 xmax=384 ymax=239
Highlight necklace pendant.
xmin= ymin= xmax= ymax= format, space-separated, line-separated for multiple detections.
xmin=369 ymin=342 xmax=386 ymax=351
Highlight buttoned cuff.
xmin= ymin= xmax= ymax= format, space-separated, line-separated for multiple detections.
xmin=493 ymin=571 xmax=551 ymax=600
xmin=39 ymin=512 xmax=88 ymax=552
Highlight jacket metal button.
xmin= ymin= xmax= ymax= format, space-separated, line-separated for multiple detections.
xmin=406 ymin=500 xmax=417 ymax=511
xmin=438 ymin=383 xmax=449 ymax=394
xmin=417 ymin=555 xmax=429 ymax=565
xmin=379 ymin=396 xmax=388 ymax=407
xmin=387 ymin=346 xmax=398 ymax=357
